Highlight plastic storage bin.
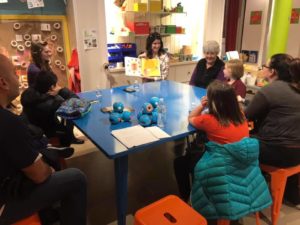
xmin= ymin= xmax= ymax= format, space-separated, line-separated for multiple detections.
xmin=149 ymin=0 xmax=162 ymax=12
xmin=107 ymin=43 xmax=137 ymax=65
xmin=134 ymin=3 xmax=147 ymax=12
xmin=165 ymin=25 xmax=176 ymax=34
xmin=127 ymin=22 xmax=149 ymax=34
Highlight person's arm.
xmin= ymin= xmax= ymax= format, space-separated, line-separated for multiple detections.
xmin=189 ymin=66 xmax=198 ymax=86
xmin=216 ymin=67 xmax=226 ymax=81
xmin=234 ymin=80 xmax=247 ymax=98
xmin=245 ymin=91 xmax=269 ymax=121
xmin=138 ymin=52 xmax=146 ymax=58
xmin=188 ymin=96 xmax=208 ymax=125
xmin=22 ymin=156 xmax=53 ymax=184
xmin=160 ymin=53 xmax=169 ymax=80
xmin=27 ymin=63 xmax=41 ymax=87
xmin=58 ymin=87 xmax=78 ymax=99
xmin=4 ymin=112 xmax=53 ymax=184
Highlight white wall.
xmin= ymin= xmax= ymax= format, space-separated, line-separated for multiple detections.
xmin=66 ymin=0 xmax=76 ymax=50
xmin=203 ymin=0 xmax=225 ymax=57
xmin=67 ymin=0 xmax=108 ymax=91
xmin=286 ymin=0 xmax=300 ymax=57
xmin=241 ymin=0 xmax=271 ymax=65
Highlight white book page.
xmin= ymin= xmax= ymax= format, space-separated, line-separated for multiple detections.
xmin=111 ymin=125 xmax=159 ymax=148
xmin=124 ymin=57 xmax=141 ymax=77
xmin=145 ymin=126 xmax=170 ymax=139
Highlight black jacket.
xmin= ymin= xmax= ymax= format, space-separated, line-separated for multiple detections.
xmin=21 ymin=87 xmax=77 ymax=137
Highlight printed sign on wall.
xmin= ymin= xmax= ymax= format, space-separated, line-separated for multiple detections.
xmin=250 ymin=11 xmax=262 ymax=25
xmin=27 ymin=0 xmax=44 ymax=9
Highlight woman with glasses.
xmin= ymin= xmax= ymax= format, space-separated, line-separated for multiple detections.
xmin=139 ymin=32 xmax=169 ymax=80
xmin=246 ymin=53 xmax=300 ymax=207
xmin=189 ymin=40 xmax=224 ymax=88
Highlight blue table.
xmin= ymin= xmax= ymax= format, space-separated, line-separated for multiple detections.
xmin=73 ymin=80 xmax=206 ymax=225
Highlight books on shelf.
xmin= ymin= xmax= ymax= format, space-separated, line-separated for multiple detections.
xmin=111 ymin=125 xmax=170 ymax=148
xmin=124 ymin=56 xmax=161 ymax=77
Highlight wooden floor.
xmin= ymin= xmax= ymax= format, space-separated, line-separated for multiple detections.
xmin=67 ymin=138 xmax=300 ymax=225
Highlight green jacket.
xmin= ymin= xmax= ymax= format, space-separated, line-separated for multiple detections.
xmin=191 ymin=138 xmax=272 ymax=220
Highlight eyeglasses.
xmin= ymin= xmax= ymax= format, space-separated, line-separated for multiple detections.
xmin=262 ymin=64 xmax=271 ymax=69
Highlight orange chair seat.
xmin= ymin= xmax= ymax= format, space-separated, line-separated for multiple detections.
xmin=134 ymin=195 xmax=207 ymax=225
xmin=260 ymin=163 xmax=300 ymax=225
xmin=12 ymin=213 xmax=41 ymax=225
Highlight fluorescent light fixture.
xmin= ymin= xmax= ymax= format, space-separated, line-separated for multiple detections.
xmin=0 ymin=0 xmax=8 ymax=3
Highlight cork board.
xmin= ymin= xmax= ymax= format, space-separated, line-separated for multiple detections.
xmin=0 ymin=19 xmax=68 ymax=89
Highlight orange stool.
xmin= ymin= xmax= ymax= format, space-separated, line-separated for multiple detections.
xmin=134 ymin=195 xmax=207 ymax=225
xmin=217 ymin=212 xmax=260 ymax=225
xmin=12 ymin=213 xmax=41 ymax=225
xmin=260 ymin=163 xmax=300 ymax=225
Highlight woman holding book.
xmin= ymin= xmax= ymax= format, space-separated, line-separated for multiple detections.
xmin=139 ymin=32 xmax=169 ymax=80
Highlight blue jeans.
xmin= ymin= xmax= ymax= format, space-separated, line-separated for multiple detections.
xmin=0 ymin=168 xmax=87 ymax=225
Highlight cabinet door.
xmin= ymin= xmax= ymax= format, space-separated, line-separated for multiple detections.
xmin=108 ymin=71 xmax=143 ymax=88
xmin=175 ymin=64 xmax=196 ymax=83
xmin=167 ymin=67 xmax=176 ymax=81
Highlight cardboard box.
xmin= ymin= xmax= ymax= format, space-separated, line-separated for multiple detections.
xmin=149 ymin=0 xmax=161 ymax=12
xmin=133 ymin=3 xmax=147 ymax=12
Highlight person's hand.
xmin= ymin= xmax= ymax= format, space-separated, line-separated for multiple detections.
xmin=201 ymin=96 xmax=208 ymax=107
xmin=237 ymin=95 xmax=245 ymax=103
xmin=47 ymin=84 xmax=62 ymax=96
xmin=138 ymin=52 xmax=146 ymax=58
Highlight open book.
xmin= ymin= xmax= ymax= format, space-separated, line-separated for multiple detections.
xmin=111 ymin=125 xmax=170 ymax=148
xmin=124 ymin=56 xmax=161 ymax=77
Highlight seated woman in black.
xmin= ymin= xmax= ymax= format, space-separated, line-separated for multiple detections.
xmin=21 ymin=70 xmax=83 ymax=146
xmin=189 ymin=40 xmax=224 ymax=88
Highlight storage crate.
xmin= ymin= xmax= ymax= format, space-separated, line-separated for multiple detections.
xmin=133 ymin=3 xmax=147 ymax=12
xmin=149 ymin=0 xmax=161 ymax=12
xmin=165 ymin=25 xmax=176 ymax=34
xmin=107 ymin=43 xmax=137 ymax=64
xmin=126 ymin=22 xmax=149 ymax=34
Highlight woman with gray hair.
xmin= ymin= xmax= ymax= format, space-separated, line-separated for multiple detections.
xmin=189 ymin=40 xmax=224 ymax=88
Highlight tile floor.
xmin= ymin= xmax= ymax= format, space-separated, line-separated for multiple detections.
xmin=67 ymin=137 xmax=300 ymax=225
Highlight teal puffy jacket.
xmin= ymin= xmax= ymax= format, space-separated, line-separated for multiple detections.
xmin=191 ymin=138 xmax=272 ymax=220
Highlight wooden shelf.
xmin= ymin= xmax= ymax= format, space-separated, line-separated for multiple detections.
xmin=123 ymin=11 xmax=187 ymax=17
xmin=133 ymin=33 xmax=185 ymax=37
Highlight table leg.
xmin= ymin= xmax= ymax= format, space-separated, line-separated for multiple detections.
xmin=114 ymin=155 xmax=128 ymax=225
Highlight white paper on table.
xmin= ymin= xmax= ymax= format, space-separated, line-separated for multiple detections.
xmin=145 ymin=126 xmax=170 ymax=139
xmin=111 ymin=125 xmax=159 ymax=148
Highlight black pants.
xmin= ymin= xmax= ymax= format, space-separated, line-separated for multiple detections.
xmin=0 ymin=168 xmax=87 ymax=225
xmin=174 ymin=133 xmax=207 ymax=201
xmin=174 ymin=149 xmax=205 ymax=201
xmin=259 ymin=141 xmax=300 ymax=205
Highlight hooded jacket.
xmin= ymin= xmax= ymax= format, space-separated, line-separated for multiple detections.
xmin=191 ymin=138 xmax=272 ymax=220
xmin=21 ymin=87 xmax=77 ymax=137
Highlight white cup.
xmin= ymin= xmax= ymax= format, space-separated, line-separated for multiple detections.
xmin=117 ymin=62 xmax=123 ymax=68
xmin=246 ymin=75 xmax=257 ymax=86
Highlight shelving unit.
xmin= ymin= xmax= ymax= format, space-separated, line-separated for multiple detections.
xmin=105 ymin=0 xmax=189 ymax=65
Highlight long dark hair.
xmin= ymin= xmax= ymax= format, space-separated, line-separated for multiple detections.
xmin=207 ymin=80 xmax=245 ymax=126
xmin=269 ymin=53 xmax=293 ymax=82
xmin=146 ymin=32 xmax=165 ymax=58
xmin=289 ymin=58 xmax=300 ymax=91
xmin=31 ymin=41 xmax=51 ymax=71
